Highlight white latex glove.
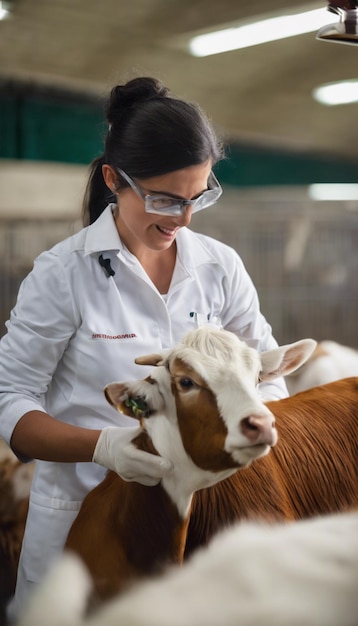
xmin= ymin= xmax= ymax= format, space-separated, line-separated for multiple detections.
xmin=92 ymin=426 xmax=172 ymax=486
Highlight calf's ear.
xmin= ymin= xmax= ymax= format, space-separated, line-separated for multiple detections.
xmin=259 ymin=338 xmax=317 ymax=381
xmin=104 ymin=383 xmax=149 ymax=419
xmin=135 ymin=354 xmax=165 ymax=366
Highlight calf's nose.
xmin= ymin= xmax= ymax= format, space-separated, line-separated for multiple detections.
xmin=240 ymin=413 xmax=277 ymax=447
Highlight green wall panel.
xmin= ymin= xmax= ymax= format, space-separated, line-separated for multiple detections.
xmin=21 ymin=98 xmax=105 ymax=164
xmin=0 ymin=83 xmax=106 ymax=164
xmin=1 ymin=82 xmax=358 ymax=185
xmin=215 ymin=144 xmax=358 ymax=186
xmin=0 ymin=94 xmax=19 ymax=159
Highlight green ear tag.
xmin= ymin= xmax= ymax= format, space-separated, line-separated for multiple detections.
xmin=124 ymin=397 xmax=149 ymax=418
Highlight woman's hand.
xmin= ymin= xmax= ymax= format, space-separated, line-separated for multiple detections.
xmin=92 ymin=426 xmax=172 ymax=486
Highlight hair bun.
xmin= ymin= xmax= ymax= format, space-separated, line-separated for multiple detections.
xmin=106 ymin=77 xmax=171 ymax=125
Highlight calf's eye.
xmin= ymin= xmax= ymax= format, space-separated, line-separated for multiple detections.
xmin=179 ymin=377 xmax=195 ymax=390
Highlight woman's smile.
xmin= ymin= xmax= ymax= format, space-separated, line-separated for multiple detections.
xmin=155 ymin=224 xmax=178 ymax=238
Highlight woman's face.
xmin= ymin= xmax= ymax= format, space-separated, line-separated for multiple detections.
xmin=103 ymin=161 xmax=212 ymax=256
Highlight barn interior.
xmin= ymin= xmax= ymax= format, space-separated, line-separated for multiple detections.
xmin=0 ymin=0 xmax=357 ymax=347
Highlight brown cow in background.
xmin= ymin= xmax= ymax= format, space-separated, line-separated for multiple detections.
xmin=0 ymin=441 xmax=34 ymax=625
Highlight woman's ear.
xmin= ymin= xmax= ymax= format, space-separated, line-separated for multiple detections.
xmin=102 ymin=164 xmax=118 ymax=193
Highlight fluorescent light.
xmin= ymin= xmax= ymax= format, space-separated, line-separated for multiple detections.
xmin=0 ymin=1 xmax=9 ymax=20
xmin=313 ymin=80 xmax=358 ymax=106
xmin=189 ymin=8 xmax=333 ymax=57
xmin=309 ymin=184 xmax=358 ymax=201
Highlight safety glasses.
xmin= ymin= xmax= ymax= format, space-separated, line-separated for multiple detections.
xmin=117 ymin=167 xmax=223 ymax=216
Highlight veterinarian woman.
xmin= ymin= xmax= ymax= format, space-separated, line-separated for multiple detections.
xmin=0 ymin=76 xmax=288 ymax=621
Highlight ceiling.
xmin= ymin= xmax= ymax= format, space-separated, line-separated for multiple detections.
xmin=1 ymin=0 xmax=358 ymax=160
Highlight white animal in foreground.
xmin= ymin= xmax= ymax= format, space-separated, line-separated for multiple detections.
xmin=18 ymin=511 xmax=358 ymax=626
xmin=286 ymin=339 xmax=358 ymax=395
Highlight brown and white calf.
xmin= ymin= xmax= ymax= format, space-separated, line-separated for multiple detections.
xmin=65 ymin=326 xmax=315 ymax=601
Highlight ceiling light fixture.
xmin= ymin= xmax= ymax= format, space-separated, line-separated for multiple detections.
xmin=316 ymin=1 xmax=358 ymax=44
xmin=313 ymin=79 xmax=358 ymax=105
xmin=189 ymin=7 xmax=333 ymax=57
xmin=0 ymin=1 xmax=10 ymax=20
xmin=309 ymin=183 xmax=358 ymax=201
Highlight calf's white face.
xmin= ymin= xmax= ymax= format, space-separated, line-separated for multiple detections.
xmin=105 ymin=328 xmax=316 ymax=471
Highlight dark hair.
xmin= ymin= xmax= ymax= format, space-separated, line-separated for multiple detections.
xmin=82 ymin=76 xmax=225 ymax=225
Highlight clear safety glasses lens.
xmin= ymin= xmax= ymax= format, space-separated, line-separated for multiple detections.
xmin=144 ymin=172 xmax=223 ymax=216
xmin=117 ymin=167 xmax=223 ymax=217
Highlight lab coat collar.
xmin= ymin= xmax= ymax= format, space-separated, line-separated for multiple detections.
xmin=175 ymin=227 xmax=218 ymax=269
xmin=84 ymin=204 xmax=123 ymax=256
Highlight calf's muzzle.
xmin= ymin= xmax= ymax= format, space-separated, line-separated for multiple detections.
xmin=240 ymin=413 xmax=277 ymax=447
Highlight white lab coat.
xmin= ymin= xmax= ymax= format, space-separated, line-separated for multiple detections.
xmin=0 ymin=204 xmax=287 ymax=618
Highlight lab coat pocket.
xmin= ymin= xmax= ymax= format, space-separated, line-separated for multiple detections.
xmin=22 ymin=493 xmax=82 ymax=583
